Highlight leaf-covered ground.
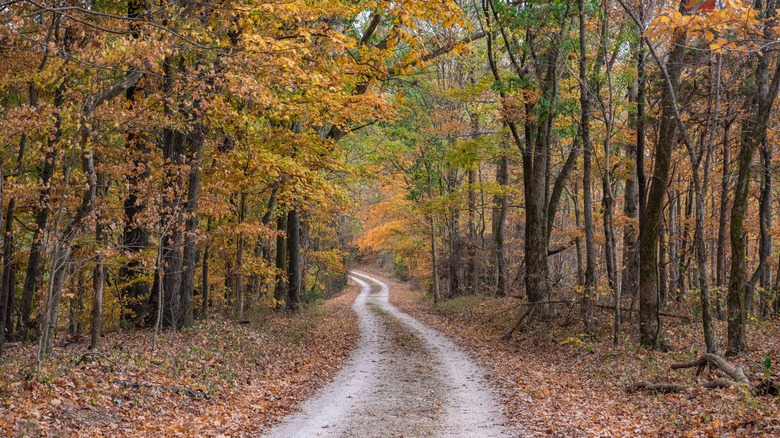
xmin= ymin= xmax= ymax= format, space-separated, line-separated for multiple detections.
xmin=0 ymin=285 xmax=359 ymax=436
xmin=358 ymin=265 xmax=780 ymax=437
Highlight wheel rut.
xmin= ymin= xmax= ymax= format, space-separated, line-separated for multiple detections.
xmin=262 ymin=271 xmax=513 ymax=437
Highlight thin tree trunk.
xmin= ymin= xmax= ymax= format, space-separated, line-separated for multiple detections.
xmin=286 ymin=209 xmax=301 ymax=310
xmin=758 ymin=139 xmax=772 ymax=317
xmin=623 ymin=47 xmax=640 ymax=317
xmin=431 ymin=215 xmax=440 ymax=303
xmin=20 ymin=83 xmax=65 ymax=341
xmin=492 ymin=138 xmax=508 ymax=296
xmin=727 ymin=24 xmax=780 ymax=354
xmin=90 ymin=172 xmax=107 ymax=350
xmin=180 ymin=124 xmax=204 ymax=328
xmin=0 ymin=167 xmax=5 ymax=353
xmin=275 ymin=215 xmax=287 ymax=305
xmin=467 ymin=167 xmax=478 ymax=294
xmin=579 ymin=0 xmax=596 ymax=335
xmin=201 ymin=218 xmax=210 ymax=317
xmin=236 ymin=192 xmax=247 ymax=320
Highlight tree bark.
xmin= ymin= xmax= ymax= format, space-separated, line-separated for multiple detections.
xmin=728 ymin=24 xmax=780 ymax=354
xmin=639 ymin=29 xmax=686 ymax=349
xmin=90 ymin=172 xmax=107 ymax=350
xmin=180 ymin=123 xmax=204 ymax=328
xmin=236 ymin=192 xmax=247 ymax=319
xmin=578 ymin=0 xmax=596 ymax=335
xmin=286 ymin=209 xmax=301 ymax=310
xmin=20 ymin=83 xmax=65 ymax=341
xmin=275 ymin=215 xmax=287 ymax=305
xmin=492 ymin=137 xmax=509 ymax=296
xmin=201 ymin=218 xmax=210 ymax=317
xmin=758 ymin=139 xmax=772 ymax=317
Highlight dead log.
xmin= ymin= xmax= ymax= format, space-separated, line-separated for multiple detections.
xmin=671 ymin=353 xmax=750 ymax=383
xmin=113 ymin=379 xmax=212 ymax=399
xmin=628 ymin=381 xmax=691 ymax=394
xmin=702 ymin=378 xmax=733 ymax=389
xmin=630 ymin=354 xmax=762 ymax=395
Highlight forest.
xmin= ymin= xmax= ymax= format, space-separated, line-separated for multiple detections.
xmin=2 ymin=0 xmax=780 ymax=435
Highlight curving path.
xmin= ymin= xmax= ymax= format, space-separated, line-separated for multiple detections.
xmin=262 ymin=271 xmax=513 ymax=438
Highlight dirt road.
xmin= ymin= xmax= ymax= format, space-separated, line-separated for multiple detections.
xmin=262 ymin=271 xmax=513 ymax=437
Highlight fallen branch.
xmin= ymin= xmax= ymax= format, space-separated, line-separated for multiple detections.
xmin=502 ymin=304 xmax=537 ymax=340
xmin=628 ymin=381 xmax=691 ymax=394
xmin=671 ymin=353 xmax=750 ymax=383
xmin=628 ymin=378 xmax=735 ymax=394
xmin=629 ymin=353 xmax=762 ymax=395
xmin=593 ymin=304 xmax=690 ymax=322
xmin=113 ymin=379 xmax=212 ymax=399
xmin=77 ymin=351 xmax=213 ymax=399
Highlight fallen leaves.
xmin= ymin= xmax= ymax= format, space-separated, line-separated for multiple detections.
xmin=362 ymin=263 xmax=780 ymax=437
xmin=0 ymin=284 xmax=360 ymax=436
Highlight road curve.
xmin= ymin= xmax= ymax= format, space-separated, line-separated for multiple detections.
xmin=261 ymin=271 xmax=513 ymax=438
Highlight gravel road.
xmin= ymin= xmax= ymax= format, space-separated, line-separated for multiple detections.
xmin=262 ymin=271 xmax=514 ymax=438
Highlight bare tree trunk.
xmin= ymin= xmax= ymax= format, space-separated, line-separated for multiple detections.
xmin=492 ymin=138 xmax=508 ymax=296
xmin=431 ymin=216 xmax=440 ymax=303
xmin=201 ymin=218 xmax=210 ymax=317
xmin=20 ymin=84 xmax=64 ymax=341
xmin=467 ymin=168 xmax=478 ymax=294
xmin=287 ymin=209 xmax=301 ymax=310
xmin=0 ymin=168 xmax=5 ymax=353
xmin=90 ymin=172 xmax=107 ymax=350
xmin=578 ymin=0 xmax=596 ymax=335
xmin=728 ymin=22 xmax=780 ymax=354
xmin=275 ymin=215 xmax=287 ymax=305
xmin=667 ymin=189 xmax=679 ymax=302
xmin=758 ymin=139 xmax=772 ymax=317
xmin=623 ymin=53 xmax=640 ymax=319
xmin=639 ymin=28 xmax=686 ymax=349
xmin=180 ymin=124 xmax=204 ymax=328
xmin=236 ymin=192 xmax=247 ymax=319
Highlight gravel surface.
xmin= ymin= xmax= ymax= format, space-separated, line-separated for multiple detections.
xmin=262 ymin=271 xmax=514 ymax=438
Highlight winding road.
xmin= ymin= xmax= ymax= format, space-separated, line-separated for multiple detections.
xmin=262 ymin=271 xmax=513 ymax=437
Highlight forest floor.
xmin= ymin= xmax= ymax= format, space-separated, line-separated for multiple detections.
xmin=0 ymin=285 xmax=360 ymax=436
xmin=357 ymin=263 xmax=780 ymax=437
xmin=262 ymin=271 xmax=511 ymax=437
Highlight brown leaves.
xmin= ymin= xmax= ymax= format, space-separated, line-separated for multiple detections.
xmin=0 ymin=286 xmax=360 ymax=436
xmin=366 ymin=262 xmax=780 ymax=436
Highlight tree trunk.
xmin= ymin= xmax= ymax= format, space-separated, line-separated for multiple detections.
xmin=90 ymin=172 xmax=107 ymax=350
xmin=286 ymin=209 xmax=301 ymax=310
xmin=431 ymin=215 xmax=441 ymax=302
xmin=201 ymin=218 xmax=210 ymax=317
xmin=758 ymin=139 xmax=772 ymax=317
xmin=579 ymin=0 xmax=595 ymax=335
xmin=0 ymin=168 xmax=5 ymax=353
xmin=275 ymin=215 xmax=287 ymax=305
xmin=727 ymin=34 xmax=780 ymax=354
xmin=623 ymin=55 xmax=640 ymax=317
xmin=180 ymin=124 xmax=204 ymax=328
xmin=639 ymin=29 xmax=686 ymax=349
xmin=236 ymin=192 xmax=247 ymax=320
xmin=492 ymin=138 xmax=508 ymax=296
xmin=20 ymin=83 xmax=65 ymax=341
xmin=467 ymin=167 xmax=478 ymax=294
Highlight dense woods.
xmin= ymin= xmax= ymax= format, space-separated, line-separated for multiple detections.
xmin=2 ymin=0 xmax=780 ymax=433
xmin=0 ymin=0 xmax=469 ymax=364
xmin=356 ymin=0 xmax=780 ymax=359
